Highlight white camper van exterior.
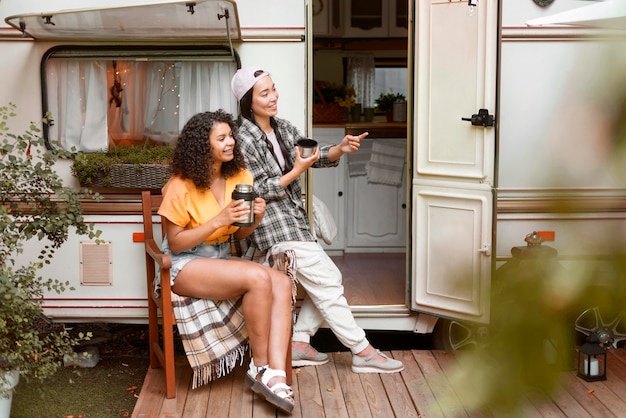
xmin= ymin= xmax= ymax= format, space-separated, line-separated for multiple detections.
xmin=1 ymin=0 xmax=625 ymax=346
xmin=0 ymin=0 xmax=310 ymax=321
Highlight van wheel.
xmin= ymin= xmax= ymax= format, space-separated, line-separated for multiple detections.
xmin=574 ymin=307 xmax=626 ymax=348
xmin=432 ymin=318 xmax=489 ymax=351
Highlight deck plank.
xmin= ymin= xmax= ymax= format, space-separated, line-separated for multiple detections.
xmin=526 ymin=390 xmax=568 ymax=418
xmin=333 ymin=351 xmax=374 ymax=418
xmin=132 ymin=365 xmax=166 ymax=418
xmin=317 ymin=357 xmax=351 ymax=418
xmin=294 ymin=360 xmax=325 ymax=418
xmin=610 ymin=348 xmax=626 ymax=365
xmin=560 ymin=373 xmax=615 ymax=417
xmin=549 ymin=383 xmax=593 ymax=418
xmin=360 ymin=370 xmax=395 ymax=417
xmin=431 ymin=350 xmax=493 ymax=418
xmin=412 ymin=350 xmax=469 ymax=417
xmin=181 ymin=378 xmax=210 ymax=417
xmin=381 ymin=351 xmax=420 ymax=417
xmin=132 ymin=349 xmax=626 ymax=417
xmin=228 ymin=365 xmax=255 ymax=418
xmin=394 ymin=349 xmax=443 ymax=417
xmin=605 ymin=350 xmax=626 ymax=399
xmin=162 ymin=359 xmax=192 ymax=418
xmin=206 ymin=370 xmax=234 ymax=417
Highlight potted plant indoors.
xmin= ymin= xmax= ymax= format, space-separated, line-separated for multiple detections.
xmin=375 ymin=92 xmax=406 ymax=122
xmin=0 ymin=103 xmax=98 ymax=417
xmin=71 ymin=144 xmax=174 ymax=190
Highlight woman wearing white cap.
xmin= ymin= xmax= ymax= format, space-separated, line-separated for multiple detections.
xmin=231 ymin=67 xmax=404 ymax=374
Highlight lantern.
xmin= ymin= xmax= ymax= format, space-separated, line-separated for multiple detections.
xmin=577 ymin=331 xmax=610 ymax=382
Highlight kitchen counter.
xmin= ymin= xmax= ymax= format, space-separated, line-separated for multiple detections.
xmin=313 ymin=122 xmax=407 ymax=138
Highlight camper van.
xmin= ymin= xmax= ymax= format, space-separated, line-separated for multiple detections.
xmin=1 ymin=0 xmax=625 ymax=350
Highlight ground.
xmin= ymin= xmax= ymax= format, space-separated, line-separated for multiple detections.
xmin=10 ymin=323 xmax=153 ymax=418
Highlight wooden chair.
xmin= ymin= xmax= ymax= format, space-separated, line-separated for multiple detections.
xmin=141 ymin=190 xmax=292 ymax=399
xmin=141 ymin=191 xmax=177 ymax=398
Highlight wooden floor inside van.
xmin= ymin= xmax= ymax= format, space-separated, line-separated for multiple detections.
xmin=333 ymin=253 xmax=406 ymax=306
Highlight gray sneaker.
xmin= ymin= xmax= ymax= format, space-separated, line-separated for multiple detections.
xmin=351 ymin=349 xmax=404 ymax=373
xmin=292 ymin=346 xmax=329 ymax=367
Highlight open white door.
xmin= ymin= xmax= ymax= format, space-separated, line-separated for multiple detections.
xmin=411 ymin=0 xmax=497 ymax=325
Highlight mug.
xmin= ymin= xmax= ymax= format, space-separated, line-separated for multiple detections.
xmin=297 ymin=138 xmax=318 ymax=158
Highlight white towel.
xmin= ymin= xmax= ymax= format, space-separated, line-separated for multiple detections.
xmin=347 ymin=139 xmax=373 ymax=177
xmin=366 ymin=139 xmax=405 ymax=186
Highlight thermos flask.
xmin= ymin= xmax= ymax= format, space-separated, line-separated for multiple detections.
xmin=232 ymin=184 xmax=255 ymax=227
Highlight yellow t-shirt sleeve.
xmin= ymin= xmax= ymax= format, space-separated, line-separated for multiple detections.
xmin=158 ymin=177 xmax=193 ymax=228
xmin=158 ymin=170 xmax=254 ymax=244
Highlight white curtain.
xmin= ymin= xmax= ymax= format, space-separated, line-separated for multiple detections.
xmin=178 ymin=61 xmax=238 ymax=129
xmin=142 ymin=62 xmax=180 ymax=144
xmin=47 ymin=59 xmax=236 ymax=150
xmin=347 ymin=55 xmax=376 ymax=108
xmin=47 ymin=60 xmax=108 ymax=152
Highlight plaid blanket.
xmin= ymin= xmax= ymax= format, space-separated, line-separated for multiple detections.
xmin=171 ymin=248 xmax=297 ymax=389
xmin=171 ymin=294 xmax=248 ymax=389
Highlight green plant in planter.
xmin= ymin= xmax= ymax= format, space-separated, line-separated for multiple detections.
xmin=0 ymin=103 xmax=100 ymax=399
xmin=374 ymin=92 xmax=406 ymax=114
xmin=71 ymin=145 xmax=174 ymax=188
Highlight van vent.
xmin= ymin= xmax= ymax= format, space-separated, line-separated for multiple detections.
xmin=79 ymin=241 xmax=112 ymax=286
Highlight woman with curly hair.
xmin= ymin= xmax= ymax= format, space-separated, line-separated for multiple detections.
xmin=158 ymin=110 xmax=295 ymax=413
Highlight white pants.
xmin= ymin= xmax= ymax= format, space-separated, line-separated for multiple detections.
xmin=270 ymin=241 xmax=369 ymax=355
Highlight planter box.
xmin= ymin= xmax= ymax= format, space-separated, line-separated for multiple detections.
xmin=313 ymin=103 xmax=345 ymax=123
xmin=82 ymin=164 xmax=171 ymax=190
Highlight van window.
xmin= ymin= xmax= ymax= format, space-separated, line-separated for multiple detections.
xmin=42 ymin=46 xmax=239 ymax=151
xmin=374 ymin=67 xmax=408 ymax=100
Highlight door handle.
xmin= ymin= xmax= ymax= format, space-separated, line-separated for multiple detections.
xmin=462 ymin=109 xmax=495 ymax=127
xmin=477 ymin=245 xmax=490 ymax=256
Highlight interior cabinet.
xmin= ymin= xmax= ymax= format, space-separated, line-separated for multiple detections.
xmin=343 ymin=0 xmax=408 ymax=38
xmin=346 ymin=137 xmax=406 ymax=250
xmin=389 ymin=0 xmax=409 ymax=37
xmin=313 ymin=0 xmax=407 ymax=38
xmin=345 ymin=0 xmax=387 ymax=37
xmin=312 ymin=0 xmax=343 ymax=37
xmin=312 ymin=129 xmax=407 ymax=253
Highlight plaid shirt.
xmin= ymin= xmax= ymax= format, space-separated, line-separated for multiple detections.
xmin=237 ymin=117 xmax=339 ymax=251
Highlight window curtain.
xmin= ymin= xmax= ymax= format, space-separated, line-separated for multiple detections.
xmin=107 ymin=61 xmax=148 ymax=145
xmin=347 ymin=55 xmax=376 ymax=108
xmin=142 ymin=62 xmax=180 ymax=145
xmin=178 ymin=61 xmax=238 ymax=129
xmin=47 ymin=59 xmax=236 ymax=150
xmin=47 ymin=60 xmax=108 ymax=152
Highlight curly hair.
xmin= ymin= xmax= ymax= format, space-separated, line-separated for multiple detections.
xmin=171 ymin=110 xmax=247 ymax=191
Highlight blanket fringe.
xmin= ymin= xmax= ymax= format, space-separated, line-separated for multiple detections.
xmin=191 ymin=343 xmax=249 ymax=389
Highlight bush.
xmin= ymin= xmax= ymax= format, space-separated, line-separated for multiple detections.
xmin=0 ymin=102 xmax=100 ymax=397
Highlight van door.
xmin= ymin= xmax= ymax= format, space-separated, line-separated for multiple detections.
xmin=410 ymin=0 xmax=498 ymax=325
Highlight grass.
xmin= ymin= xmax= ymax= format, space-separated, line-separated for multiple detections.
xmin=10 ymin=324 xmax=152 ymax=418
xmin=11 ymin=356 xmax=150 ymax=418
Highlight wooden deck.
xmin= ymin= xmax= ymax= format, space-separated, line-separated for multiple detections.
xmin=131 ymin=348 xmax=626 ymax=417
